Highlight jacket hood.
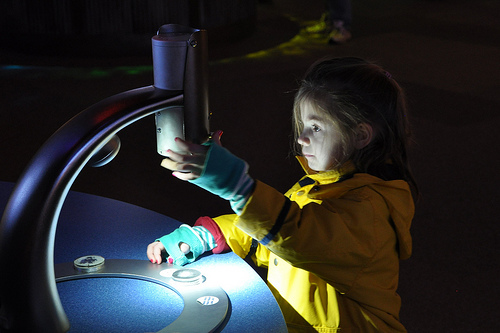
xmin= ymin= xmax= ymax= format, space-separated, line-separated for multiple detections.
xmin=296 ymin=156 xmax=414 ymax=260
xmin=369 ymin=180 xmax=414 ymax=260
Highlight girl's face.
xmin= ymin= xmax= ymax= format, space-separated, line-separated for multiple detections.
xmin=297 ymin=102 xmax=343 ymax=172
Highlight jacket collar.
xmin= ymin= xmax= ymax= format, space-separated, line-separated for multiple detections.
xmin=296 ymin=156 xmax=356 ymax=185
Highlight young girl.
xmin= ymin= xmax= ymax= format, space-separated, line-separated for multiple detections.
xmin=147 ymin=57 xmax=417 ymax=332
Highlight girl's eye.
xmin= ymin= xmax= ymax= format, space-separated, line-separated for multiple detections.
xmin=312 ymin=124 xmax=321 ymax=132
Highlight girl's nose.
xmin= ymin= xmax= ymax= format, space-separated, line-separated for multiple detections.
xmin=297 ymin=132 xmax=309 ymax=146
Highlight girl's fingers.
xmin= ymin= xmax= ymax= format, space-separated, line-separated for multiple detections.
xmin=179 ymin=242 xmax=191 ymax=254
xmin=147 ymin=244 xmax=153 ymax=261
xmin=212 ymin=130 xmax=223 ymax=146
xmin=160 ymin=157 xmax=178 ymax=171
xmin=174 ymin=137 xmax=209 ymax=155
xmin=153 ymin=245 xmax=163 ymax=264
xmin=147 ymin=242 xmax=156 ymax=263
xmin=160 ymin=138 xmax=208 ymax=179
xmin=172 ymin=170 xmax=198 ymax=181
xmin=147 ymin=241 xmax=165 ymax=264
xmin=161 ymin=158 xmax=203 ymax=177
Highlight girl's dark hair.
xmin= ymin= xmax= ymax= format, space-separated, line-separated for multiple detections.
xmin=293 ymin=57 xmax=418 ymax=195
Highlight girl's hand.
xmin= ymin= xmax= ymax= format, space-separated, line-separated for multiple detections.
xmin=147 ymin=240 xmax=191 ymax=265
xmin=160 ymin=130 xmax=223 ymax=181
xmin=147 ymin=241 xmax=166 ymax=264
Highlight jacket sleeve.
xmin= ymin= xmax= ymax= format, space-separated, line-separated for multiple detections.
xmin=193 ymin=216 xmax=231 ymax=254
xmin=213 ymin=214 xmax=271 ymax=268
xmin=235 ymin=180 xmax=390 ymax=292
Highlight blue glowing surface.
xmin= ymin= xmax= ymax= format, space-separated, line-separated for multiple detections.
xmin=57 ymin=278 xmax=183 ymax=333
xmin=0 ymin=182 xmax=287 ymax=332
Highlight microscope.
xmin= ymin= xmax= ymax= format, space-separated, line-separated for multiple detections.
xmin=0 ymin=24 xmax=225 ymax=332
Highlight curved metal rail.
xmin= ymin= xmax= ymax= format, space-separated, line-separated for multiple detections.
xmin=0 ymin=87 xmax=183 ymax=332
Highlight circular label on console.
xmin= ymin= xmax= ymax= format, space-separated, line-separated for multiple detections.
xmin=73 ymin=255 xmax=105 ymax=272
xmin=197 ymin=296 xmax=219 ymax=306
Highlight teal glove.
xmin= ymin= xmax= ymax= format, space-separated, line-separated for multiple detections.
xmin=190 ymin=142 xmax=255 ymax=214
xmin=156 ymin=224 xmax=213 ymax=266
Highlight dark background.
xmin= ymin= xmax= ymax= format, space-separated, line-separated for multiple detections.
xmin=1 ymin=0 xmax=499 ymax=331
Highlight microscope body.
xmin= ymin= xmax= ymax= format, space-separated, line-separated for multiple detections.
xmin=153 ymin=24 xmax=210 ymax=154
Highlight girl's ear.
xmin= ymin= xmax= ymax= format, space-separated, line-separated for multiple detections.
xmin=354 ymin=123 xmax=373 ymax=149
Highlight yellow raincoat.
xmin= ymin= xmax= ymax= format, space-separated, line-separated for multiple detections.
xmin=213 ymin=158 xmax=414 ymax=332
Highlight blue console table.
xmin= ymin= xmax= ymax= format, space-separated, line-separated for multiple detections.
xmin=0 ymin=181 xmax=286 ymax=332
